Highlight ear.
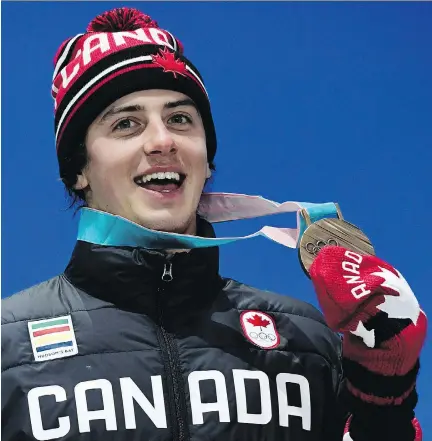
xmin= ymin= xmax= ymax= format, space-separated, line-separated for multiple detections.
xmin=74 ymin=172 xmax=89 ymax=191
xmin=206 ymin=164 xmax=212 ymax=179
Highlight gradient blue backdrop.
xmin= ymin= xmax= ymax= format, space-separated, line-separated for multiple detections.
xmin=2 ymin=1 xmax=431 ymax=435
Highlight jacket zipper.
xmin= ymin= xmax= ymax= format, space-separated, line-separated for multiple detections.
xmin=157 ymin=259 xmax=190 ymax=441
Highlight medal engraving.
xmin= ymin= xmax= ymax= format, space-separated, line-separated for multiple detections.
xmin=299 ymin=205 xmax=375 ymax=277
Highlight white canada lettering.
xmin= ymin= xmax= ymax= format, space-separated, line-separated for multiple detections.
xmin=233 ymin=369 xmax=272 ymax=424
xmin=344 ymin=251 xmax=363 ymax=264
xmin=149 ymin=28 xmax=173 ymax=48
xmin=351 ymin=284 xmax=372 ymax=299
xmin=74 ymin=379 xmax=117 ymax=433
xmin=56 ymin=28 xmax=174 ymax=94
xmin=343 ymin=275 xmax=363 ymax=285
xmin=189 ymin=370 xmax=230 ymax=424
xmin=342 ymin=261 xmax=360 ymax=275
xmin=82 ymin=34 xmax=110 ymax=65
xmin=120 ymin=376 xmax=167 ymax=429
xmin=60 ymin=61 xmax=80 ymax=89
xmin=26 ymin=370 xmax=312 ymax=440
xmin=28 ymin=386 xmax=70 ymax=441
xmin=342 ymin=250 xmax=371 ymax=299
xmin=113 ymin=29 xmax=152 ymax=46
xmin=277 ymin=373 xmax=311 ymax=430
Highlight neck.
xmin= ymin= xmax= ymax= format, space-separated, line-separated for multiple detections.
xmin=177 ymin=214 xmax=197 ymax=236
xmin=162 ymin=218 xmax=197 ymax=255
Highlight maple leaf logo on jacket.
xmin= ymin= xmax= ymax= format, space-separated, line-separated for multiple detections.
xmin=247 ymin=314 xmax=270 ymax=330
xmin=152 ymin=47 xmax=188 ymax=78
xmin=240 ymin=311 xmax=280 ymax=350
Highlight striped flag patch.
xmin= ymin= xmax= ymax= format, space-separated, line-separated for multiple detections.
xmin=28 ymin=315 xmax=78 ymax=362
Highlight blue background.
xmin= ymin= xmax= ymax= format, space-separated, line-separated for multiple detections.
xmin=2 ymin=1 xmax=431 ymax=435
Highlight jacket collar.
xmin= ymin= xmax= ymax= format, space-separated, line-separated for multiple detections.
xmin=64 ymin=217 xmax=223 ymax=320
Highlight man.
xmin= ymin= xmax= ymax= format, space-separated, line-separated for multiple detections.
xmin=1 ymin=7 xmax=427 ymax=441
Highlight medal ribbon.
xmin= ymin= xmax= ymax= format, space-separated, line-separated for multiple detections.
xmin=77 ymin=192 xmax=339 ymax=250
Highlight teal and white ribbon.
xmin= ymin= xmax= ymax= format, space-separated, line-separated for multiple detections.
xmin=77 ymin=192 xmax=339 ymax=250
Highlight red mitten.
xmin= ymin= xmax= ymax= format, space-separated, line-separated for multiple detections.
xmin=309 ymin=246 xmax=427 ymax=440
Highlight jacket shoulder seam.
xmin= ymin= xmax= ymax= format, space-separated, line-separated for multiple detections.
xmin=1 ymin=304 xmax=116 ymax=327
xmin=1 ymin=347 xmax=162 ymax=374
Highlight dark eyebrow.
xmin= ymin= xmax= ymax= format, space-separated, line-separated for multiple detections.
xmin=99 ymin=98 xmax=198 ymax=124
xmin=164 ymin=98 xmax=198 ymax=111
xmin=99 ymin=105 xmax=143 ymax=123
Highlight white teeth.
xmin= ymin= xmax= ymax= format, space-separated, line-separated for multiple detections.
xmin=136 ymin=171 xmax=181 ymax=184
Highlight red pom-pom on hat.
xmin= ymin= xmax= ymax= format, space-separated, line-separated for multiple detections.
xmin=87 ymin=7 xmax=158 ymax=32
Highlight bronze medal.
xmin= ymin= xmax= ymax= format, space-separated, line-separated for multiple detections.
xmin=298 ymin=204 xmax=375 ymax=278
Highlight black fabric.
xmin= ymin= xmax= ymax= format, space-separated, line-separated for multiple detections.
xmin=0 ymin=219 xmax=414 ymax=441
xmin=63 ymin=218 xmax=222 ymax=321
xmin=345 ymin=388 xmax=418 ymax=441
xmin=363 ymin=311 xmax=412 ymax=346
xmin=343 ymin=358 xmax=420 ymax=400
xmin=343 ymin=385 xmax=419 ymax=418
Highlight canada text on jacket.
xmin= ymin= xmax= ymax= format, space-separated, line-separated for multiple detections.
xmin=27 ymin=369 xmax=311 ymax=440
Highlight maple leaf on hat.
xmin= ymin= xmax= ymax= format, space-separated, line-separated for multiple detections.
xmin=247 ymin=314 xmax=271 ymax=330
xmin=152 ymin=47 xmax=188 ymax=78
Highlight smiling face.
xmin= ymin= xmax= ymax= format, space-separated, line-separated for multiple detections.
xmin=75 ymin=89 xmax=211 ymax=235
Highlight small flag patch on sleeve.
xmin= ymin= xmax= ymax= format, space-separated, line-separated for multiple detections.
xmin=28 ymin=315 xmax=78 ymax=362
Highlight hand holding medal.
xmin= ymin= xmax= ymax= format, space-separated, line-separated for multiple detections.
xmin=299 ymin=204 xmax=426 ymax=441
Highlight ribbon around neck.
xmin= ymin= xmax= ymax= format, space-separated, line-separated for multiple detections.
xmin=77 ymin=192 xmax=339 ymax=250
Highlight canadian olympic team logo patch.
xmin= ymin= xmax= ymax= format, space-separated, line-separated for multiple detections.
xmin=240 ymin=311 xmax=280 ymax=349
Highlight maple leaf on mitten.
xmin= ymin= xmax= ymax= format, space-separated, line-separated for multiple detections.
xmin=309 ymin=246 xmax=427 ymax=378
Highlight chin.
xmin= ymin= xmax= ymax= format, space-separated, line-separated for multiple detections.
xmin=134 ymin=210 xmax=196 ymax=235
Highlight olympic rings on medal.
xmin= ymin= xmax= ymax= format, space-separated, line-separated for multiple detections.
xmin=305 ymin=238 xmax=338 ymax=256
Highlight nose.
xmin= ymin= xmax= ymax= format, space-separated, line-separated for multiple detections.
xmin=142 ymin=119 xmax=177 ymax=157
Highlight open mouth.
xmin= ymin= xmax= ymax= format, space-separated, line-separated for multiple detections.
xmin=134 ymin=171 xmax=186 ymax=193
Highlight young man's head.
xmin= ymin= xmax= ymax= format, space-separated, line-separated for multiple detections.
xmin=52 ymin=7 xmax=216 ymax=234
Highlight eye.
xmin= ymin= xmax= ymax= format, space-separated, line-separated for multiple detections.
xmin=112 ymin=118 xmax=139 ymax=132
xmin=168 ymin=114 xmax=192 ymax=125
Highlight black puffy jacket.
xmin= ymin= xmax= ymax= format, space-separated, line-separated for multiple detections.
xmin=2 ymin=220 xmax=346 ymax=441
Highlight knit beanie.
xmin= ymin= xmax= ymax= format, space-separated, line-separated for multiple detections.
xmin=52 ymin=7 xmax=217 ymax=180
